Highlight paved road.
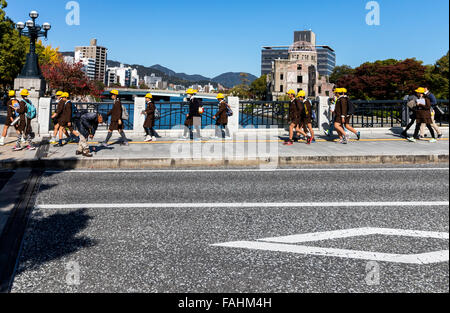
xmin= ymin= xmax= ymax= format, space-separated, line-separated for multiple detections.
xmin=10 ymin=165 xmax=449 ymax=293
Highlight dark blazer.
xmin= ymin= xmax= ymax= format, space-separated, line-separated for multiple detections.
xmin=143 ymin=101 xmax=156 ymax=128
xmin=188 ymin=98 xmax=202 ymax=118
xmin=108 ymin=99 xmax=122 ymax=122
xmin=56 ymin=100 xmax=73 ymax=124
xmin=16 ymin=100 xmax=27 ymax=132
xmin=288 ymin=99 xmax=300 ymax=123
xmin=79 ymin=112 xmax=99 ymax=139
xmin=415 ymin=97 xmax=432 ymax=121
xmin=214 ymin=101 xmax=228 ymax=125
xmin=335 ymin=96 xmax=349 ymax=117
xmin=5 ymin=99 xmax=16 ymax=125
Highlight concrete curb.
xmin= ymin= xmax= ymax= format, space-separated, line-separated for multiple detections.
xmin=0 ymin=154 xmax=448 ymax=169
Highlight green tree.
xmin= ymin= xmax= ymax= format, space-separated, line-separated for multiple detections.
xmin=249 ymin=74 xmax=268 ymax=100
xmin=329 ymin=65 xmax=355 ymax=84
xmin=425 ymin=52 xmax=449 ymax=99
xmin=0 ymin=0 xmax=28 ymax=88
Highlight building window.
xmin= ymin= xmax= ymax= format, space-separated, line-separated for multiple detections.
xmin=280 ymin=74 xmax=284 ymax=80
xmin=297 ymin=64 xmax=302 ymax=71
xmin=280 ymin=85 xmax=284 ymax=93
xmin=318 ymin=86 xmax=322 ymax=94
xmin=297 ymin=76 xmax=303 ymax=83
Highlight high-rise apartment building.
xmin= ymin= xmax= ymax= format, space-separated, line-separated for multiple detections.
xmin=75 ymin=39 xmax=107 ymax=82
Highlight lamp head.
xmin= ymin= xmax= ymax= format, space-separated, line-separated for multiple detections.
xmin=29 ymin=11 xmax=39 ymax=19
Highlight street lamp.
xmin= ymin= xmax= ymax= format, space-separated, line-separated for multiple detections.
xmin=16 ymin=10 xmax=51 ymax=78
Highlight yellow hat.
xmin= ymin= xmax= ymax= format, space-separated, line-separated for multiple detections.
xmin=8 ymin=90 xmax=15 ymax=97
xmin=56 ymin=91 xmax=63 ymax=96
xmin=145 ymin=93 xmax=153 ymax=99
xmin=415 ymin=87 xmax=425 ymax=94
xmin=186 ymin=88 xmax=198 ymax=95
xmin=62 ymin=92 xmax=69 ymax=98
xmin=20 ymin=89 xmax=29 ymax=97
xmin=110 ymin=89 xmax=119 ymax=95
xmin=216 ymin=93 xmax=225 ymax=99
xmin=341 ymin=88 xmax=348 ymax=93
xmin=333 ymin=88 xmax=341 ymax=93
xmin=286 ymin=89 xmax=296 ymax=95
xmin=297 ymin=90 xmax=306 ymax=98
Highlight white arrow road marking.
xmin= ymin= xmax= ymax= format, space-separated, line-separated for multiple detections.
xmin=212 ymin=241 xmax=449 ymax=265
xmin=212 ymin=227 xmax=449 ymax=264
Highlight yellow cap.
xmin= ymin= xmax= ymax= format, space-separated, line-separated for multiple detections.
xmin=415 ymin=87 xmax=425 ymax=94
xmin=297 ymin=90 xmax=306 ymax=98
xmin=341 ymin=88 xmax=348 ymax=93
xmin=145 ymin=93 xmax=153 ymax=99
xmin=216 ymin=93 xmax=225 ymax=99
xmin=61 ymin=92 xmax=69 ymax=98
xmin=20 ymin=89 xmax=29 ymax=96
xmin=286 ymin=89 xmax=296 ymax=96
xmin=56 ymin=91 xmax=63 ymax=96
xmin=110 ymin=89 xmax=119 ymax=95
xmin=186 ymin=88 xmax=198 ymax=95
xmin=8 ymin=90 xmax=15 ymax=97
xmin=333 ymin=88 xmax=341 ymax=93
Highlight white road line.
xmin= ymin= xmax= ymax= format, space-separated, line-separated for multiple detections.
xmin=212 ymin=241 xmax=449 ymax=265
xmin=259 ymin=227 xmax=449 ymax=244
xmin=44 ymin=168 xmax=450 ymax=174
xmin=34 ymin=201 xmax=449 ymax=210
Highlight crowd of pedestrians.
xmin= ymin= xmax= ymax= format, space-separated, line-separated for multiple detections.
xmin=0 ymin=86 xmax=445 ymax=157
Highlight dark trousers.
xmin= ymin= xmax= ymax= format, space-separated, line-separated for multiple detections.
xmin=414 ymin=123 xmax=435 ymax=139
xmin=145 ymin=127 xmax=157 ymax=137
xmin=404 ymin=112 xmax=416 ymax=132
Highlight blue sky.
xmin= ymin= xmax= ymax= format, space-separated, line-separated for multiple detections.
xmin=4 ymin=0 xmax=449 ymax=78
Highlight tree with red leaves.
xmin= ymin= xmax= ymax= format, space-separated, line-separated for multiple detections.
xmin=336 ymin=59 xmax=427 ymax=100
xmin=41 ymin=61 xmax=102 ymax=98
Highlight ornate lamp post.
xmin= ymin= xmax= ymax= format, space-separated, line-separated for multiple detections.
xmin=16 ymin=10 xmax=51 ymax=78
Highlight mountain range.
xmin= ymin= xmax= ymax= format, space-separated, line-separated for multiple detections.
xmin=61 ymin=52 xmax=257 ymax=88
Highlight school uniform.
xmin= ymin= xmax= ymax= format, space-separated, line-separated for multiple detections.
xmin=16 ymin=100 xmax=27 ymax=133
xmin=143 ymin=101 xmax=156 ymax=128
xmin=301 ymin=99 xmax=313 ymax=125
xmin=214 ymin=100 xmax=230 ymax=138
xmin=184 ymin=97 xmax=202 ymax=139
xmin=335 ymin=96 xmax=351 ymax=124
xmin=5 ymin=99 xmax=16 ymax=126
xmin=57 ymin=100 xmax=73 ymax=127
xmin=107 ymin=99 xmax=123 ymax=131
xmin=288 ymin=99 xmax=300 ymax=125
xmin=415 ymin=97 xmax=432 ymax=124
xmin=77 ymin=112 xmax=99 ymax=153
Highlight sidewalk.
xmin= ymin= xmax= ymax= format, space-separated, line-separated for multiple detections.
xmin=1 ymin=128 xmax=448 ymax=169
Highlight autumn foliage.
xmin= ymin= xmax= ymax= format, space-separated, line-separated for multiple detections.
xmin=41 ymin=61 xmax=102 ymax=98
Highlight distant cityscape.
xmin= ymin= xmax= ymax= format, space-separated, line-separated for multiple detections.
xmin=62 ymin=29 xmax=337 ymax=97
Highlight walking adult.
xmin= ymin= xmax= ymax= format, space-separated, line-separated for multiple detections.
xmin=76 ymin=112 xmax=104 ymax=157
xmin=182 ymin=89 xmax=202 ymax=140
xmin=420 ymin=86 xmax=443 ymax=139
xmin=102 ymin=89 xmax=129 ymax=147
xmin=408 ymin=87 xmax=437 ymax=143
xmin=142 ymin=93 xmax=157 ymax=142
xmin=212 ymin=93 xmax=231 ymax=139
xmin=0 ymin=90 xmax=19 ymax=146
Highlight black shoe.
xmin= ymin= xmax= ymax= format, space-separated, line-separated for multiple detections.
xmin=82 ymin=151 xmax=93 ymax=157
xmin=76 ymin=151 xmax=82 ymax=155
xmin=438 ymin=134 xmax=443 ymax=139
xmin=401 ymin=131 xmax=408 ymax=138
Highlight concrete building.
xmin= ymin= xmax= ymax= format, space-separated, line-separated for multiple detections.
xmin=106 ymin=64 xmax=139 ymax=88
xmin=144 ymin=74 xmax=163 ymax=89
xmin=268 ymin=41 xmax=334 ymax=100
xmin=75 ymin=39 xmax=107 ymax=82
xmin=261 ymin=30 xmax=336 ymax=78
xmin=317 ymin=46 xmax=336 ymax=77
xmin=74 ymin=50 xmax=96 ymax=81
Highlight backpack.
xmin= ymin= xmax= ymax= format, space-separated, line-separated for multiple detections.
xmin=154 ymin=108 xmax=161 ymax=120
xmin=347 ymin=98 xmax=356 ymax=115
xmin=121 ymin=104 xmax=129 ymax=120
xmin=24 ymin=99 xmax=37 ymax=119
xmin=226 ymin=104 xmax=233 ymax=117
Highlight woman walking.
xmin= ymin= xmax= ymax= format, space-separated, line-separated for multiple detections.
xmin=407 ymin=87 xmax=437 ymax=143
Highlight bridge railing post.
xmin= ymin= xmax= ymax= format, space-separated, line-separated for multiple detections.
xmin=133 ymin=96 xmax=146 ymax=136
xmin=227 ymin=97 xmax=239 ymax=136
xmin=38 ymin=97 xmax=51 ymax=136
xmin=317 ymin=96 xmax=330 ymax=133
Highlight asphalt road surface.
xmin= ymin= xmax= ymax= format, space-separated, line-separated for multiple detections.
xmin=10 ymin=165 xmax=450 ymax=293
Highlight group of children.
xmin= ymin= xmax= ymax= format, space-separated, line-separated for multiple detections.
xmin=0 ymin=89 xmax=36 ymax=151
